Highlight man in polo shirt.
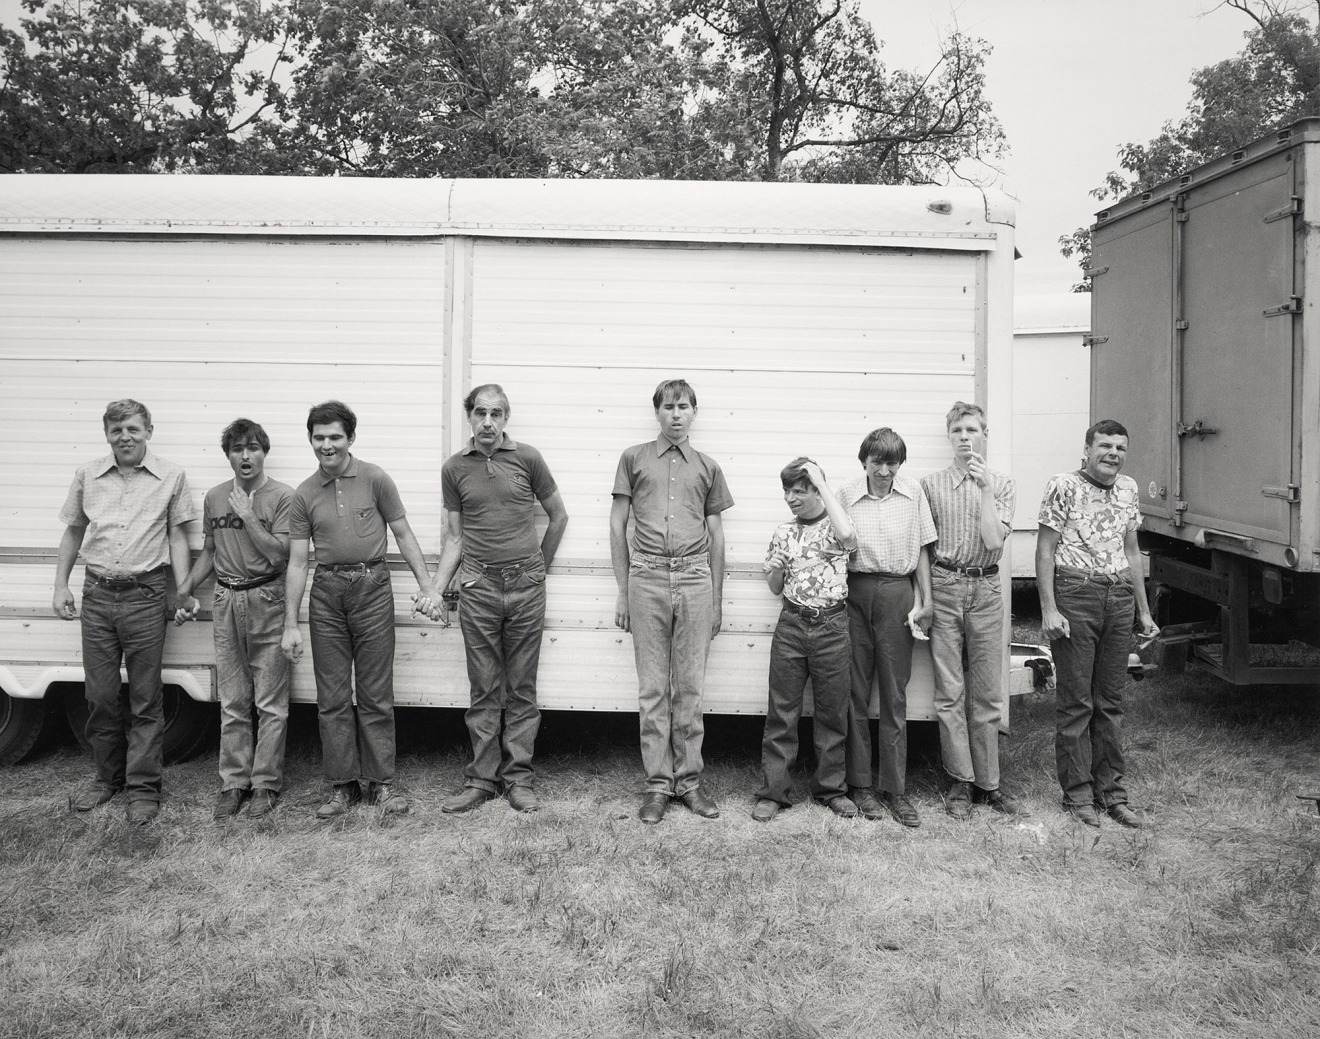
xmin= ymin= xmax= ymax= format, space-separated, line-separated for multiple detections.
xmin=280 ymin=400 xmax=443 ymax=819
xmin=175 ymin=418 xmax=294 ymax=820
xmin=429 ymin=384 xmax=568 ymax=815
xmin=54 ymin=399 xmax=197 ymax=825
xmin=920 ymin=402 xmax=1026 ymax=821
xmin=837 ymin=427 xmax=936 ymax=828
xmin=1037 ymin=419 xmax=1158 ymax=828
xmin=611 ymin=378 xmax=734 ymax=825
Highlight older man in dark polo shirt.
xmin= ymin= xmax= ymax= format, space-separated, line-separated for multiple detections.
xmin=54 ymin=399 xmax=197 ymax=825
xmin=429 ymin=384 xmax=568 ymax=815
xmin=281 ymin=400 xmax=443 ymax=819
xmin=611 ymin=378 xmax=734 ymax=825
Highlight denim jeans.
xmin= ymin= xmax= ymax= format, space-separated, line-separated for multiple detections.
xmin=757 ymin=606 xmax=850 ymax=805
xmin=80 ymin=571 xmax=168 ymax=803
xmin=309 ymin=563 xmax=397 ymax=785
xmin=930 ymin=568 xmax=1004 ymax=789
xmin=845 ymin=572 xmax=914 ymax=794
xmin=628 ymin=552 xmax=712 ymax=796
xmin=214 ymin=581 xmax=291 ymax=793
xmin=457 ymin=554 xmax=546 ymax=793
xmin=1051 ymin=567 xmax=1135 ymax=808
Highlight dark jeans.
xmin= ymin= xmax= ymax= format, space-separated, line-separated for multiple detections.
xmin=1051 ymin=567 xmax=1135 ymax=808
xmin=309 ymin=563 xmax=397 ymax=786
xmin=80 ymin=571 xmax=168 ymax=803
xmin=457 ymin=554 xmax=547 ymax=793
xmin=846 ymin=572 xmax=915 ymax=794
xmin=757 ymin=606 xmax=850 ymax=805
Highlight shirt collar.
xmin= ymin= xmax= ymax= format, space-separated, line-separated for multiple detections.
xmin=948 ymin=461 xmax=973 ymax=487
xmin=1076 ymin=467 xmax=1115 ymax=490
xmin=461 ymin=433 xmax=519 ymax=457
xmin=319 ymin=454 xmax=359 ymax=485
xmin=848 ymin=473 xmax=914 ymax=503
xmin=654 ymin=434 xmax=694 ymax=462
xmin=94 ymin=449 xmax=164 ymax=479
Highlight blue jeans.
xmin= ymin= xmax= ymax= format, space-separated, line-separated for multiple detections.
xmin=757 ymin=605 xmax=850 ymax=805
xmin=214 ymin=581 xmax=291 ymax=793
xmin=457 ymin=554 xmax=546 ymax=793
xmin=80 ymin=571 xmax=168 ymax=803
xmin=309 ymin=563 xmax=397 ymax=785
xmin=930 ymin=568 xmax=1004 ymax=789
xmin=846 ymin=572 xmax=914 ymax=794
xmin=628 ymin=552 xmax=712 ymax=796
xmin=1051 ymin=567 xmax=1135 ymax=808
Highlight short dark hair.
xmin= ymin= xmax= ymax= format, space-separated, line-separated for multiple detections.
xmin=221 ymin=418 xmax=271 ymax=454
xmin=464 ymin=384 xmax=511 ymax=415
xmin=857 ymin=428 xmax=907 ymax=466
xmin=780 ymin=456 xmax=820 ymax=491
xmin=306 ymin=400 xmax=356 ymax=439
xmin=1086 ymin=419 xmax=1128 ymax=447
xmin=945 ymin=401 xmax=987 ymax=432
xmin=103 ymin=399 xmax=151 ymax=430
xmin=652 ymin=379 xmax=697 ymax=410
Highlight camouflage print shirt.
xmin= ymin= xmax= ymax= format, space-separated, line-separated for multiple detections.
xmin=1037 ymin=471 xmax=1141 ymax=575
xmin=764 ymin=515 xmax=852 ymax=609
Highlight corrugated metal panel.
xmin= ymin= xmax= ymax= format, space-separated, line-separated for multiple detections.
xmin=0 ymin=238 xmax=446 ymax=364
xmin=0 ymin=175 xmax=1011 ymax=248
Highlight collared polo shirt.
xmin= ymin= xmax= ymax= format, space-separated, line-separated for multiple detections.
xmin=921 ymin=462 xmax=1015 ymax=569
xmin=612 ymin=435 xmax=734 ymax=557
xmin=1038 ymin=470 xmax=1141 ymax=575
xmin=441 ymin=434 xmax=558 ymax=565
xmin=289 ymin=456 xmax=405 ymax=565
xmin=58 ymin=450 xmax=196 ymax=578
xmin=203 ymin=477 xmax=294 ymax=583
xmin=836 ymin=472 xmax=936 ymax=575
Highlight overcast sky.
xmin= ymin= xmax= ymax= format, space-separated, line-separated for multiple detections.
xmin=2 ymin=0 xmax=1259 ymax=298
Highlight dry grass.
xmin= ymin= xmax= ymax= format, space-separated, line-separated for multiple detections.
xmin=2 ymin=661 xmax=1319 ymax=1038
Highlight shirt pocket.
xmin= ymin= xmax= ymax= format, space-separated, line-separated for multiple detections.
xmin=352 ymin=506 xmax=384 ymax=541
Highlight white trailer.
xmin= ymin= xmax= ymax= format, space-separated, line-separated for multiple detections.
xmin=0 ymin=176 xmax=1019 ymax=764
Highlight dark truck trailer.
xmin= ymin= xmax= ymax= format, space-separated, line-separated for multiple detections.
xmin=1089 ymin=118 xmax=1320 ymax=687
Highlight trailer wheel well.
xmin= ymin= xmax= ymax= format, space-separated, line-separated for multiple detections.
xmin=62 ymin=684 xmax=216 ymax=764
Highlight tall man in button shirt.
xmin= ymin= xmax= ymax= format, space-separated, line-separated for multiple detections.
xmin=429 ymin=385 xmax=568 ymax=815
xmin=837 ymin=427 xmax=936 ymax=828
xmin=54 ymin=399 xmax=197 ymax=826
xmin=280 ymin=400 xmax=443 ymax=819
xmin=1037 ymin=419 xmax=1158 ymax=829
xmin=920 ymin=402 xmax=1025 ymax=821
xmin=611 ymin=379 xmax=734 ymax=825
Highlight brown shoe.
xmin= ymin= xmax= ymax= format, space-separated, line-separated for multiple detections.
xmin=213 ymin=788 xmax=248 ymax=819
xmin=442 ymin=786 xmax=495 ymax=814
xmin=127 ymin=800 xmax=159 ymax=826
xmin=507 ymin=785 xmax=540 ymax=813
xmin=752 ymin=798 xmax=781 ymax=823
xmin=70 ymin=781 xmax=121 ymax=812
xmin=849 ymin=786 xmax=885 ymax=822
xmin=1064 ymin=802 xmax=1101 ymax=828
xmin=823 ymin=795 xmax=858 ymax=819
xmin=1104 ymin=802 xmax=1142 ymax=828
xmin=974 ymin=786 xmax=1030 ymax=817
xmin=945 ymin=781 xmax=972 ymax=821
xmin=316 ymin=783 xmax=361 ymax=820
xmin=369 ymin=783 xmax=409 ymax=815
xmin=679 ymin=787 xmax=719 ymax=819
xmin=638 ymin=791 xmax=669 ymax=824
xmin=247 ymin=790 xmax=279 ymax=819
xmin=879 ymin=790 xmax=921 ymax=828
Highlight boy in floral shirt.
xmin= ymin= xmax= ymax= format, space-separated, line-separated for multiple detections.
xmin=753 ymin=459 xmax=859 ymax=822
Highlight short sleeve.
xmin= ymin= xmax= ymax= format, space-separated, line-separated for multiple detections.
xmin=611 ymin=450 xmax=635 ymax=499
xmin=1037 ymin=475 xmax=1069 ymax=532
xmin=916 ymin=486 xmax=937 ymax=546
xmin=58 ymin=470 xmax=88 ymax=528
xmin=441 ymin=460 xmax=462 ymax=512
xmin=528 ymin=448 xmax=558 ymax=502
xmin=270 ymin=487 xmax=293 ymax=536
xmin=995 ymin=475 xmax=1016 ymax=533
xmin=289 ymin=490 xmax=311 ymax=540
xmin=704 ymin=461 xmax=734 ymax=516
xmin=373 ymin=469 xmax=406 ymax=523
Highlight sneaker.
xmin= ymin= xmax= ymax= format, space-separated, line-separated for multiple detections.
xmin=878 ymin=790 xmax=921 ymax=828
xmin=849 ymin=786 xmax=886 ymax=822
xmin=70 ymin=780 xmax=122 ymax=812
xmin=316 ymin=783 xmax=361 ymax=820
xmin=945 ymin=781 xmax=972 ymax=821
xmin=247 ymin=790 xmax=279 ymax=819
xmin=369 ymin=782 xmax=409 ymax=815
xmin=213 ymin=788 xmax=249 ymax=819
xmin=752 ymin=798 xmax=781 ymax=823
xmin=973 ymin=786 xmax=1030 ymax=817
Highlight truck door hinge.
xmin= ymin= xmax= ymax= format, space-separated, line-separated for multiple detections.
xmin=1175 ymin=319 xmax=1189 ymax=330
xmin=1264 ymin=196 xmax=1303 ymax=223
xmin=1262 ymin=485 xmax=1301 ymax=503
xmin=1083 ymin=265 xmax=1109 ymax=279
xmin=1082 ymin=334 xmax=1108 ymax=347
xmin=1176 ymin=419 xmax=1219 ymax=440
xmin=1264 ymin=295 xmax=1303 ymax=316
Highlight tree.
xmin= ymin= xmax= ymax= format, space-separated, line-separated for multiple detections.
xmin=0 ymin=0 xmax=293 ymax=173
xmin=1061 ymin=0 xmax=1320 ymax=289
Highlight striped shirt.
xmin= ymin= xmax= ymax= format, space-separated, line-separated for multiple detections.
xmin=59 ymin=450 xmax=197 ymax=578
xmin=920 ymin=463 xmax=1015 ymax=569
xmin=836 ymin=473 xmax=936 ymax=575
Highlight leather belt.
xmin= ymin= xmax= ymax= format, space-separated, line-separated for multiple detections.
xmin=781 ymin=599 xmax=846 ymax=620
xmin=217 ymin=570 xmax=285 ymax=591
xmin=85 ymin=564 xmax=167 ymax=589
xmin=318 ymin=558 xmax=385 ymax=572
xmin=935 ymin=560 xmax=999 ymax=577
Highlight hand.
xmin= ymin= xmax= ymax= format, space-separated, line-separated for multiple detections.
xmin=800 ymin=460 xmax=827 ymax=492
xmin=173 ymin=594 xmax=201 ymax=626
xmin=966 ymin=451 xmax=991 ymax=489
xmin=281 ymin=626 xmax=303 ymax=663
xmin=1136 ymin=613 xmax=1160 ymax=645
xmin=614 ymin=590 xmax=630 ymax=632
xmin=52 ymin=587 xmax=77 ymax=620
xmin=228 ymin=487 xmax=259 ymax=526
xmin=907 ymin=602 xmax=932 ymax=637
xmin=1041 ymin=607 xmax=1070 ymax=641
xmin=411 ymin=586 xmax=447 ymax=626
xmin=710 ymin=602 xmax=723 ymax=640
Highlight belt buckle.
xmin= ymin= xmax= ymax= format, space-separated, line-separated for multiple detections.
xmin=966 ymin=566 xmax=984 ymax=577
xmin=500 ymin=564 xmax=522 ymax=581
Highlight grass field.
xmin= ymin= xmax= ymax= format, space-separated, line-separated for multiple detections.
xmin=2 ymin=658 xmax=1318 ymax=1038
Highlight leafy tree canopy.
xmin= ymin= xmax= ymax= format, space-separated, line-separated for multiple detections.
xmin=1062 ymin=0 xmax=1320 ymax=289
xmin=2 ymin=0 xmax=1004 ymax=183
